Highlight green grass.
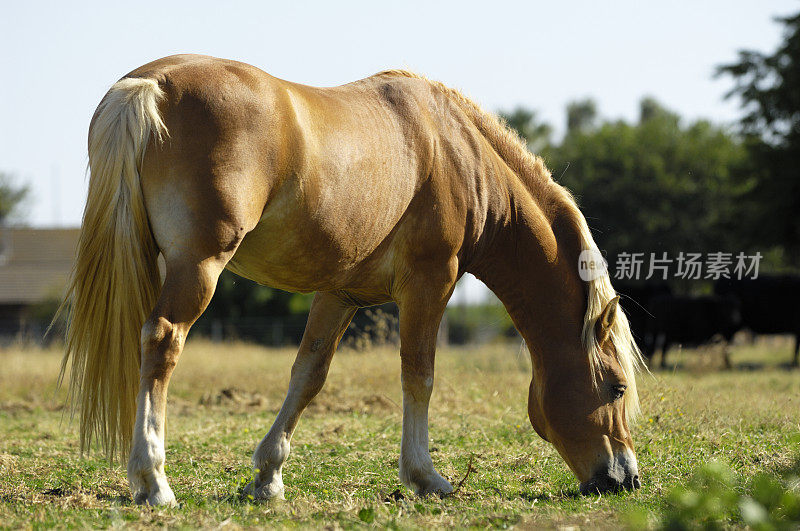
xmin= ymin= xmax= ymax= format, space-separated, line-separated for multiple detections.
xmin=1 ymin=338 xmax=798 ymax=528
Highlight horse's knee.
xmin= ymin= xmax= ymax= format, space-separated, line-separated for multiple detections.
xmin=140 ymin=316 xmax=184 ymax=378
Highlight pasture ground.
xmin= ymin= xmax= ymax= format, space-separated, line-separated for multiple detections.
xmin=1 ymin=338 xmax=798 ymax=528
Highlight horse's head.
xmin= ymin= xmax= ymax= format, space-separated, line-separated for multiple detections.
xmin=526 ymin=295 xmax=642 ymax=495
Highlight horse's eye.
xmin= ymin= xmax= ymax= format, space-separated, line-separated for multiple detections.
xmin=609 ymin=384 xmax=627 ymax=401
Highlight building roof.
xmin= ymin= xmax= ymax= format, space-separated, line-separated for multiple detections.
xmin=0 ymin=227 xmax=79 ymax=305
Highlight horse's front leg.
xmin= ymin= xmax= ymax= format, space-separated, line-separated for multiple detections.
xmin=246 ymin=292 xmax=356 ymax=500
xmin=397 ymin=262 xmax=458 ymax=497
xmin=128 ymin=258 xmax=226 ymax=506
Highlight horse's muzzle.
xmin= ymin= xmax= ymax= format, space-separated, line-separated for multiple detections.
xmin=579 ymin=471 xmax=641 ymax=494
xmin=579 ymin=451 xmax=641 ymax=495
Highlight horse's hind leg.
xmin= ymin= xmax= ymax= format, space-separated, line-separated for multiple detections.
xmin=246 ymin=292 xmax=356 ymax=500
xmin=128 ymin=252 xmax=235 ymax=506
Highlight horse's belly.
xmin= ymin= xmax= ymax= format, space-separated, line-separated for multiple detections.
xmin=226 ymin=179 xmax=409 ymax=293
xmin=227 ymin=225 xmax=369 ymax=292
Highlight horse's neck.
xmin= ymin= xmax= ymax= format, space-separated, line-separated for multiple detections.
xmin=469 ymin=182 xmax=587 ymax=364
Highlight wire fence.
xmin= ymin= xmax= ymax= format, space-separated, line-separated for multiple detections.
xmin=0 ymin=305 xmax=518 ymax=349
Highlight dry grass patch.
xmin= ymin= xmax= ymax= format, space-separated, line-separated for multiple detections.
xmin=0 ymin=338 xmax=798 ymax=528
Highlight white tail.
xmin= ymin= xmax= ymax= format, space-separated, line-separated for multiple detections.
xmin=57 ymin=77 xmax=168 ymax=461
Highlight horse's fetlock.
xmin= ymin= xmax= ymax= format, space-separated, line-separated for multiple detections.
xmin=254 ymin=433 xmax=290 ymax=471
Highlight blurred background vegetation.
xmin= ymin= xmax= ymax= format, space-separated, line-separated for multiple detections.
xmin=3 ymin=14 xmax=799 ymax=347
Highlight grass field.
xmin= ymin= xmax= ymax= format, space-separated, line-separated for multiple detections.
xmin=1 ymin=337 xmax=798 ymax=528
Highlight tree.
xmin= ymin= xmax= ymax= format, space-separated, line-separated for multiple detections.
xmin=717 ymin=12 xmax=800 ymax=260
xmin=717 ymin=13 xmax=800 ymax=145
xmin=639 ymin=97 xmax=680 ymax=126
xmin=0 ymin=172 xmax=29 ymax=224
xmin=566 ymin=98 xmax=597 ymax=134
xmin=553 ymin=98 xmax=754 ymax=263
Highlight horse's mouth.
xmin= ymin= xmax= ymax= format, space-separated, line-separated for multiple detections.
xmin=579 ymin=472 xmax=641 ymax=495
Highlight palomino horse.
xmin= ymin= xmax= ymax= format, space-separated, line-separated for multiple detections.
xmin=59 ymin=54 xmax=644 ymax=506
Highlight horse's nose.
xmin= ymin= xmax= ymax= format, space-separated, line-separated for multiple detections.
xmin=621 ymin=472 xmax=641 ymax=491
xmin=580 ymin=471 xmax=641 ymax=494
xmin=579 ymin=454 xmax=641 ymax=495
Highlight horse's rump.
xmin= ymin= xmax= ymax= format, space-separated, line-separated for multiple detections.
xmin=135 ymin=56 xmax=475 ymax=295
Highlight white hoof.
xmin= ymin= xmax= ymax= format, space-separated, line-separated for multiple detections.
xmin=402 ymin=466 xmax=454 ymax=498
xmin=133 ymin=484 xmax=176 ymax=507
xmin=243 ymin=479 xmax=285 ymax=501
xmin=416 ymin=473 xmax=454 ymax=497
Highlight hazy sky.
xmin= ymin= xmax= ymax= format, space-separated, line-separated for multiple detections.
xmin=1 ymin=0 xmax=795 ymax=228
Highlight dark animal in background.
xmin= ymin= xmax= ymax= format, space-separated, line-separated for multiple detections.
xmin=715 ymin=275 xmax=800 ymax=366
xmin=616 ymin=282 xmax=741 ymax=368
xmin=615 ymin=281 xmax=671 ymax=356
xmin=647 ymin=295 xmax=741 ymax=368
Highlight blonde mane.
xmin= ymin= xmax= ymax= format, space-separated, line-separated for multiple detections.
xmin=379 ymin=69 xmax=646 ymax=421
xmin=573 ymin=212 xmax=647 ymax=421
xmin=377 ymin=70 xmax=555 ymax=203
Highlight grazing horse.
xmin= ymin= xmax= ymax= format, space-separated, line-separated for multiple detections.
xmin=59 ymin=55 xmax=644 ymax=506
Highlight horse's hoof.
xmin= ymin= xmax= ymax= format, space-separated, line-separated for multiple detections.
xmin=134 ymin=487 xmax=177 ymax=507
xmin=243 ymin=480 xmax=285 ymax=501
xmin=414 ymin=475 xmax=454 ymax=498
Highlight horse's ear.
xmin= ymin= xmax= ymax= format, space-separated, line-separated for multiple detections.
xmin=595 ymin=296 xmax=620 ymax=346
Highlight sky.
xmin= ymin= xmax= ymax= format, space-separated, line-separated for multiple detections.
xmin=0 ymin=0 xmax=796 ymax=302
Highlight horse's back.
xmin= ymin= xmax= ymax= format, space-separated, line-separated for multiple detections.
xmin=134 ymin=56 xmax=452 ymax=298
xmin=228 ymin=73 xmax=444 ymax=295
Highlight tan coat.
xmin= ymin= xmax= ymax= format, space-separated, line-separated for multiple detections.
xmin=59 ymin=55 xmax=644 ymax=504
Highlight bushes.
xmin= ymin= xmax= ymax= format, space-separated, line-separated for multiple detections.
xmin=629 ymin=451 xmax=800 ymax=529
